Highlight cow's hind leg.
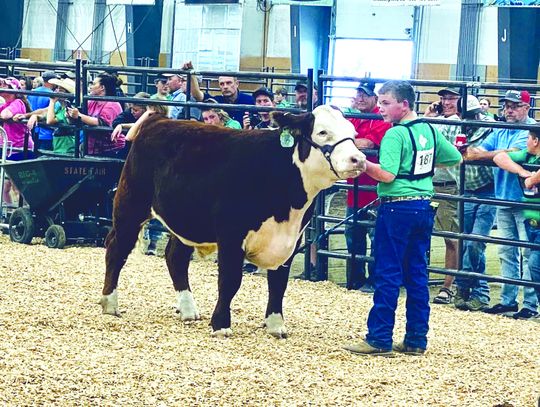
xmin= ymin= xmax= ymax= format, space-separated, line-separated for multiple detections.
xmin=211 ymin=241 xmax=244 ymax=337
xmin=165 ymin=236 xmax=200 ymax=321
xmin=101 ymin=196 xmax=151 ymax=316
xmin=265 ymin=257 xmax=293 ymax=339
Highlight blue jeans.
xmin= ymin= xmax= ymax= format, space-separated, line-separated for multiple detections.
xmin=456 ymin=189 xmax=496 ymax=304
xmin=366 ymin=200 xmax=435 ymax=351
xmin=497 ymin=207 xmax=538 ymax=311
xmin=523 ymin=221 xmax=540 ymax=305
xmin=345 ymin=206 xmax=375 ymax=288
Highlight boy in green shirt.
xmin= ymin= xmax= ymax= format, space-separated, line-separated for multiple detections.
xmin=494 ymin=130 xmax=540 ymax=315
xmin=343 ymin=80 xmax=462 ymax=356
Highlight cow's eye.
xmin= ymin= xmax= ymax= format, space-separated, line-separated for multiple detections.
xmin=318 ymin=130 xmax=328 ymax=137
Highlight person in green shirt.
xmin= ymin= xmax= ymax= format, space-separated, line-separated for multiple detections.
xmin=493 ymin=130 xmax=540 ymax=315
xmin=343 ymin=80 xmax=462 ymax=357
xmin=47 ymin=77 xmax=77 ymax=155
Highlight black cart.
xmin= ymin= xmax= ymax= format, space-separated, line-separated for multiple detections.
xmin=0 ymin=156 xmax=124 ymax=248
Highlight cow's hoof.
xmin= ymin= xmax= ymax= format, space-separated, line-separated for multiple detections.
xmin=100 ymin=291 xmax=121 ymax=317
xmin=265 ymin=313 xmax=288 ymax=339
xmin=211 ymin=328 xmax=233 ymax=338
xmin=175 ymin=290 xmax=201 ymax=321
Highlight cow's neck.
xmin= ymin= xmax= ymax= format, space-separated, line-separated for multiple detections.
xmin=292 ymin=147 xmax=336 ymax=201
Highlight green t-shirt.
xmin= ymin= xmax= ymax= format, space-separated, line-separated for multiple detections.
xmin=224 ymin=119 xmax=242 ymax=129
xmin=378 ymin=120 xmax=462 ymax=198
xmin=507 ymin=149 xmax=540 ymax=221
xmin=52 ymin=102 xmax=75 ymax=155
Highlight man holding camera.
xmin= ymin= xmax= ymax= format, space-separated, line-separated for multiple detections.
xmin=242 ymin=87 xmax=275 ymax=130
xmin=424 ymin=87 xmax=462 ymax=305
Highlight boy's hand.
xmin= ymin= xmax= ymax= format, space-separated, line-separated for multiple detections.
xmin=518 ymin=169 xmax=533 ymax=178
xmin=525 ymin=176 xmax=538 ymax=189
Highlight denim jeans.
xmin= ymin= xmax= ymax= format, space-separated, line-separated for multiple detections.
xmin=366 ymin=200 xmax=435 ymax=351
xmin=523 ymin=221 xmax=540 ymax=305
xmin=497 ymin=207 xmax=538 ymax=311
xmin=345 ymin=206 xmax=375 ymax=288
xmin=456 ymin=190 xmax=496 ymax=304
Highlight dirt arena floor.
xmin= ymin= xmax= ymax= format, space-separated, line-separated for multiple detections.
xmin=0 ymin=235 xmax=538 ymax=406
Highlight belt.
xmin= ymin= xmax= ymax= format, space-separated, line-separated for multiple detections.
xmin=380 ymin=196 xmax=431 ymax=203
xmin=433 ymin=181 xmax=457 ymax=187
xmin=528 ymin=219 xmax=540 ymax=228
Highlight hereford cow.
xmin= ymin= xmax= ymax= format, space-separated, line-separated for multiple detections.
xmin=100 ymin=105 xmax=366 ymax=338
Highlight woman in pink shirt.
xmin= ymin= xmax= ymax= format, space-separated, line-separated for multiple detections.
xmin=0 ymin=77 xmax=34 ymax=204
xmin=67 ymin=72 xmax=122 ymax=156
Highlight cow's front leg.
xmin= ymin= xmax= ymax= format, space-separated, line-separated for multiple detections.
xmin=211 ymin=241 xmax=244 ymax=337
xmin=165 ymin=236 xmax=200 ymax=321
xmin=265 ymin=260 xmax=292 ymax=339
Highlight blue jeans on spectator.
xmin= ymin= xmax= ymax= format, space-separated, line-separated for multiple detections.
xmin=366 ymin=200 xmax=435 ymax=351
xmin=497 ymin=207 xmax=538 ymax=311
xmin=523 ymin=220 xmax=540 ymax=305
xmin=456 ymin=188 xmax=496 ymax=304
xmin=345 ymin=206 xmax=374 ymax=289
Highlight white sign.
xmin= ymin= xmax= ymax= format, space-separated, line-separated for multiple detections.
xmin=271 ymin=0 xmax=333 ymax=6
xmin=106 ymin=0 xmax=155 ymax=5
xmin=371 ymin=0 xmax=441 ymax=5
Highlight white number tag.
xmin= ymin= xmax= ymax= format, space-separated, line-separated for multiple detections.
xmin=414 ymin=148 xmax=434 ymax=175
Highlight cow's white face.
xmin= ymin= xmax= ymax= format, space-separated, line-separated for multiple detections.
xmin=295 ymin=105 xmax=366 ymax=193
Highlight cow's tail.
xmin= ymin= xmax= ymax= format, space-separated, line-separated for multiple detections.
xmin=126 ymin=110 xmax=164 ymax=141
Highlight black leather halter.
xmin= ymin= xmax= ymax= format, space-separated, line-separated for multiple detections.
xmin=301 ymin=135 xmax=356 ymax=178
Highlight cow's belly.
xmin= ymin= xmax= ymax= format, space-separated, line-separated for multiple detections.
xmin=243 ymin=208 xmax=306 ymax=270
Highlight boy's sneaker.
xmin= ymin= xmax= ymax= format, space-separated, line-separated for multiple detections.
xmin=510 ymin=308 xmax=539 ymax=320
xmin=343 ymin=340 xmax=394 ymax=357
xmin=483 ymin=303 xmax=518 ymax=314
xmin=359 ymin=284 xmax=375 ymax=294
xmin=463 ymin=298 xmax=488 ymax=312
xmin=454 ymin=288 xmax=470 ymax=310
xmin=242 ymin=263 xmax=259 ymax=273
xmin=392 ymin=341 xmax=426 ymax=356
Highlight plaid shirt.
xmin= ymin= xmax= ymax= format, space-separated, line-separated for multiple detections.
xmin=432 ymin=114 xmax=461 ymax=184
xmin=464 ymin=124 xmax=494 ymax=191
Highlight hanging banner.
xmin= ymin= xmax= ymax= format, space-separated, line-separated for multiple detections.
xmin=271 ymin=0 xmax=333 ymax=6
xmin=107 ymin=0 xmax=155 ymax=4
xmin=371 ymin=0 xmax=441 ymax=5
xmin=483 ymin=0 xmax=540 ymax=5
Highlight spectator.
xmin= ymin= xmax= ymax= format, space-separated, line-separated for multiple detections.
xmin=479 ymin=97 xmax=497 ymax=120
xmin=19 ymin=76 xmax=33 ymax=91
xmin=424 ymin=87 xmax=462 ymax=305
xmin=243 ymin=87 xmax=275 ymax=130
xmin=46 ymin=77 xmax=77 ymax=155
xmin=164 ymin=72 xmax=187 ymax=120
xmin=454 ymin=95 xmax=497 ymax=311
xmin=67 ymin=72 xmax=123 ymax=156
xmin=32 ymin=76 xmax=44 ymax=89
xmin=110 ymin=92 xmax=150 ymax=158
xmin=343 ymin=80 xmax=461 ymax=357
xmin=466 ymin=89 xmax=539 ymax=319
xmin=493 ymin=129 xmax=540 ymax=320
xmin=274 ymin=87 xmax=291 ymax=108
xmin=213 ymin=76 xmax=254 ymax=123
xmin=26 ymin=70 xmax=59 ymax=151
xmin=294 ymin=80 xmax=318 ymax=110
xmin=0 ymin=77 xmax=33 ymax=204
xmin=345 ymin=81 xmax=392 ymax=292
xmin=201 ymin=105 xmax=242 ymax=129
xmin=150 ymin=76 xmax=172 ymax=101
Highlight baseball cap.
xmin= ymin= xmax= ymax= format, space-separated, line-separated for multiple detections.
xmin=0 ymin=77 xmax=21 ymax=90
xmin=42 ymin=71 xmax=59 ymax=83
xmin=252 ymin=86 xmax=274 ymax=101
xmin=356 ymin=81 xmax=376 ymax=97
xmin=437 ymin=87 xmax=460 ymax=96
xmin=295 ymin=80 xmax=317 ymax=91
xmin=163 ymin=72 xmax=187 ymax=80
xmin=465 ymin=95 xmax=481 ymax=114
xmin=500 ymin=90 xmax=531 ymax=104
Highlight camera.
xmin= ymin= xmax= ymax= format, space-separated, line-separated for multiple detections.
xmin=435 ymin=102 xmax=443 ymax=115
xmin=64 ymin=99 xmax=72 ymax=108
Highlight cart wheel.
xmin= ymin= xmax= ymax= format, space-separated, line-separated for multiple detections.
xmin=8 ymin=208 xmax=35 ymax=244
xmin=44 ymin=225 xmax=67 ymax=249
